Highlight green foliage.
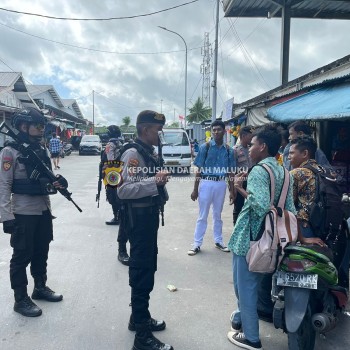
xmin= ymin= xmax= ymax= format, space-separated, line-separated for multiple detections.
xmin=167 ymin=121 xmax=180 ymax=128
xmin=120 ymin=124 xmax=136 ymax=134
xmin=122 ymin=116 xmax=131 ymax=127
xmin=186 ymin=97 xmax=212 ymax=123
xmin=94 ymin=126 xmax=108 ymax=133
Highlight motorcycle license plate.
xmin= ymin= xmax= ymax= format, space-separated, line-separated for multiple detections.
xmin=276 ymin=271 xmax=318 ymax=289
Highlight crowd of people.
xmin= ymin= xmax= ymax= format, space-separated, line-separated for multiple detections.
xmin=188 ymin=120 xmax=349 ymax=350
xmin=0 ymin=106 xmax=349 ymax=350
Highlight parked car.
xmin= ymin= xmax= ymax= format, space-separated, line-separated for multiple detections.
xmin=162 ymin=129 xmax=192 ymax=174
xmin=79 ymin=135 xmax=102 ymax=155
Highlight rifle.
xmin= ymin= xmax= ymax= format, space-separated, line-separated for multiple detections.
xmin=157 ymin=131 xmax=169 ymax=226
xmin=0 ymin=122 xmax=82 ymax=212
xmin=96 ymin=160 xmax=103 ymax=208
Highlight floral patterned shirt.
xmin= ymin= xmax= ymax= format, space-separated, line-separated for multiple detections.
xmin=290 ymin=159 xmax=319 ymax=224
xmin=228 ymin=157 xmax=296 ymax=256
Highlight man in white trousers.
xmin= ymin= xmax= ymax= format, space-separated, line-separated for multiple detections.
xmin=188 ymin=120 xmax=235 ymax=255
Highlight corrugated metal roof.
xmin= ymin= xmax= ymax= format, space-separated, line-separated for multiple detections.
xmin=27 ymin=85 xmax=64 ymax=108
xmin=232 ymin=54 xmax=350 ymax=109
xmin=61 ymin=99 xmax=83 ymax=119
xmin=14 ymin=91 xmax=39 ymax=108
xmin=0 ymin=72 xmax=28 ymax=93
xmin=47 ymin=104 xmax=84 ymax=124
xmin=0 ymin=72 xmax=21 ymax=87
xmin=223 ymin=0 xmax=350 ymax=20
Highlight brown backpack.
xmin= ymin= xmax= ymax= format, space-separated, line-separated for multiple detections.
xmin=246 ymin=164 xmax=298 ymax=273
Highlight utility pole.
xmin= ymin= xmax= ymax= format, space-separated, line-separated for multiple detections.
xmin=92 ymin=90 xmax=95 ymax=134
xmin=158 ymin=26 xmax=187 ymax=129
xmin=211 ymin=0 xmax=220 ymax=122
xmin=161 ymin=99 xmax=163 ymax=113
xmin=201 ymin=32 xmax=212 ymax=108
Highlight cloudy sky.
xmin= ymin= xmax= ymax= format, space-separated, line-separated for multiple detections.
xmin=1 ymin=0 xmax=350 ymax=126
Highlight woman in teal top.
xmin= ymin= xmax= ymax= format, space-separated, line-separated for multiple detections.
xmin=227 ymin=125 xmax=296 ymax=350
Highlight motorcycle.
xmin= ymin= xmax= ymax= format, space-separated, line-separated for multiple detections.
xmin=272 ymin=244 xmax=348 ymax=350
xmin=60 ymin=142 xmax=73 ymax=158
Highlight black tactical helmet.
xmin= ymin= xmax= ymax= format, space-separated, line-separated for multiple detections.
xmin=12 ymin=107 xmax=47 ymax=130
xmin=107 ymin=125 xmax=121 ymax=138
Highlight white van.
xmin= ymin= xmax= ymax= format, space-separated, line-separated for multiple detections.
xmin=161 ymin=129 xmax=192 ymax=173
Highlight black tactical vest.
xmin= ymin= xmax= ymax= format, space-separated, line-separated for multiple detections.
xmin=9 ymin=142 xmax=57 ymax=196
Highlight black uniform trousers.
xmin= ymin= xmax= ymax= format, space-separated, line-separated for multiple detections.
xmin=10 ymin=210 xmax=53 ymax=290
xmin=127 ymin=205 xmax=159 ymax=324
xmin=107 ymin=187 xmax=128 ymax=246
xmin=117 ymin=206 xmax=128 ymax=248
xmin=106 ymin=186 xmax=121 ymax=218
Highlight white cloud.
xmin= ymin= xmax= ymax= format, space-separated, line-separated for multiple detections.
xmin=1 ymin=0 xmax=350 ymax=125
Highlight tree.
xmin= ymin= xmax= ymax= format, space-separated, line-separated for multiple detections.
xmin=186 ymin=97 xmax=212 ymax=123
xmin=122 ymin=116 xmax=131 ymax=127
xmin=167 ymin=121 xmax=179 ymax=128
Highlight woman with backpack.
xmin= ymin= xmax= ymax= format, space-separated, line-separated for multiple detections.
xmin=227 ymin=125 xmax=296 ymax=350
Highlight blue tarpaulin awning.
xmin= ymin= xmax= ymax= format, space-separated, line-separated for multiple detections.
xmin=267 ymin=84 xmax=350 ymax=123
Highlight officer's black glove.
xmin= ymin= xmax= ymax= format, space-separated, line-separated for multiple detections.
xmin=3 ymin=219 xmax=16 ymax=234
xmin=54 ymin=174 xmax=68 ymax=189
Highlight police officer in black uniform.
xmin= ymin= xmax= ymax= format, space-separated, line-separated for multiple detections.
xmin=105 ymin=125 xmax=123 ymax=225
xmin=103 ymin=124 xmax=129 ymax=265
xmin=118 ymin=110 xmax=173 ymax=350
xmin=0 ymin=107 xmax=66 ymax=317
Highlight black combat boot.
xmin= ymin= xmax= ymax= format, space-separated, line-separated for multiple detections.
xmin=118 ymin=244 xmax=130 ymax=266
xmin=14 ymin=286 xmax=42 ymax=317
xmin=32 ymin=276 xmax=63 ymax=302
xmin=133 ymin=323 xmax=173 ymax=350
xmin=105 ymin=217 xmax=120 ymax=225
xmin=129 ymin=314 xmax=166 ymax=332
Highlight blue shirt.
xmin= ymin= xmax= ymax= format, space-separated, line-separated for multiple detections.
xmin=228 ymin=157 xmax=296 ymax=256
xmin=193 ymin=140 xmax=235 ymax=176
xmin=49 ymin=138 xmax=61 ymax=153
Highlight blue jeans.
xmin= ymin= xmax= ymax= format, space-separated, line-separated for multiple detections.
xmin=232 ymin=254 xmax=263 ymax=343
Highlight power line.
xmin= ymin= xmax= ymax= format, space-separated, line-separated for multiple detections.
xmin=226 ymin=18 xmax=267 ymax=58
xmin=189 ymin=76 xmax=203 ymax=101
xmin=73 ymin=92 xmax=93 ymax=101
xmin=94 ymin=90 xmax=148 ymax=111
xmin=227 ymin=18 xmax=271 ymax=90
xmin=0 ymin=21 xmax=202 ymax=56
xmin=0 ymin=56 xmax=56 ymax=99
xmin=0 ymin=56 xmax=15 ymax=71
xmin=0 ymin=1 xmax=199 ymax=21
xmin=218 ymin=0 xmax=251 ymax=46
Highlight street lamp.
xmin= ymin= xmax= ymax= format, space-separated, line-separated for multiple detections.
xmin=158 ymin=26 xmax=187 ymax=129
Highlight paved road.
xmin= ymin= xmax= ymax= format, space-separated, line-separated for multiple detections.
xmin=0 ymin=152 xmax=349 ymax=350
